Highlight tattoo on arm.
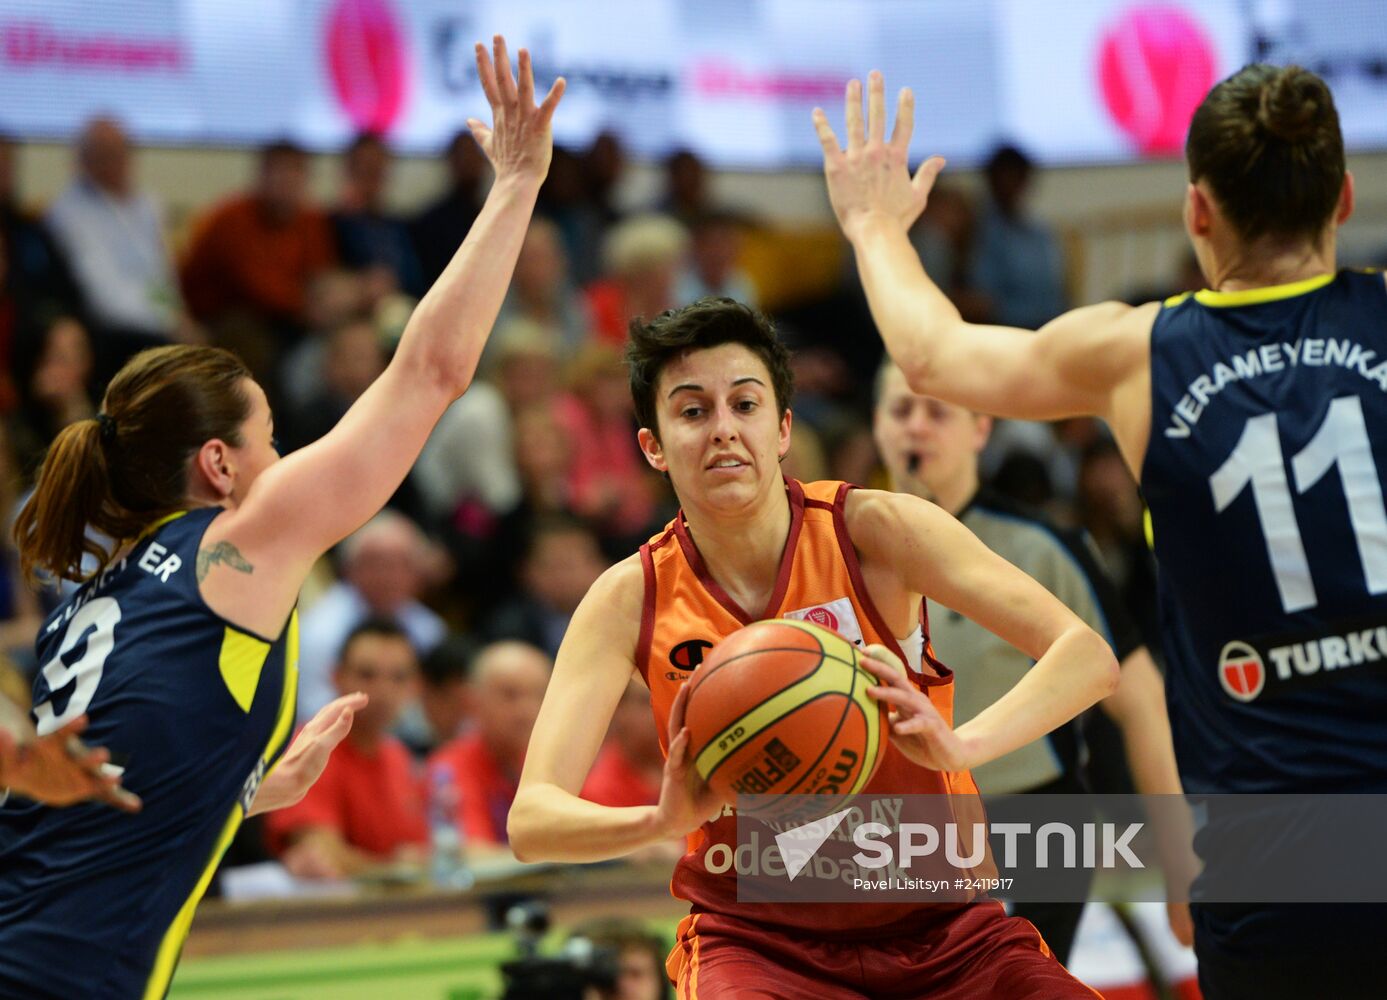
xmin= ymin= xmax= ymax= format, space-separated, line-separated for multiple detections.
xmin=196 ymin=541 xmax=255 ymax=583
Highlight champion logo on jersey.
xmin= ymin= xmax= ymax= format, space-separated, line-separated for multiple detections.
xmin=783 ymin=598 xmax=863 ymax=646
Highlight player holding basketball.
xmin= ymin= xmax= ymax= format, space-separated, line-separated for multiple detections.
xmin=816 ymin=64 xmax=1387 ymax=997
xmin=510 ymin=297 xmax=1118 ymax=998
xmin=0 ymin=38 xmax=562 ymax=1000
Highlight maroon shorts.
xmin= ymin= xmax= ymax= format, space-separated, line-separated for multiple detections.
xmin=666 ymin=903 xmax=1102 ymax=1000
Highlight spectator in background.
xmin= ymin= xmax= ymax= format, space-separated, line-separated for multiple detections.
xmin=971 ymin=144 xmax=1068 ymax=329
xmin=267 ymin=621 xmax=428 ymax=879
xmin=1078 ymin=438 xmax=1159 ymax=643
xmin=569 ymin=919 xmax=670 ymax=1000
xmin=10 ymin=313 xmax=97 ymax=478
xmin=428 ymin=641 xmax=550 ymax=848
xmin=553 ymin=344 xmax=657 ymax=545
xmin=45 ymin=118 xmax=186 ymax=383
xmin=277 ymin=269 xmax=379 ymax=413
xmin=396 ymin=635 xmax=474 ymax=758
xmin=0 ymin=423 xmax=39 ymax=661
xmin=485 ymin=517 xmax=607 ymax=659
xmin=298 ymin=511 xmax=445 ymax=722
xmin=281 ymin=317 xmax=385 ymax=453
xmin=537 ymin=146 xmax=606 ymax=286
xmin=586 ymin=215 xmax=687 ymax=345
xmin=581 ymin=679 xmax=662 ymax=808
xmin=487 ymin=322 xmax=561 ymax=411
xmin=410 ymin=130 xmax=488 ymax=288
xmin=660 ymin=149 xmax=709 ymax=225
xmin=512 ymin=403 xmax=575 ymax=518
xmin=0 ymin=137 xmax=79 ymax=411
xmin=331 ymin=132 xmax=424 ymax=297
xmin=583 ymin=131 xmax=626 ymax=226
xmin=676 ymin=213 xmax=758 ymax=307
xmin=180 ymin=140 xmax=336 ymax=384
xmin=495 ymin=218 xmax=588 ymax=360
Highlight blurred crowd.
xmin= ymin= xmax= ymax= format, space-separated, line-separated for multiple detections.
xmin=0 ymin=118 xmax=1185 ymax=888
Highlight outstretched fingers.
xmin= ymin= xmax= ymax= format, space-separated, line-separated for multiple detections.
xmin=867 ymin=70 xmax=886 ymax=145
xmin=492 ymin=35 xmax=518 ymax=106
xmin=516 ymin=47 xmax=535 ymax=109
xmin=890 ymin=87 xmax=915 ymax=150
xmin=537 ymin=75 xmax=566 ymax=127
xmin=812 ymin=107 xmax=841 ymax=161
xmin=474 ymin=43 xmax=500 ymax=110
xmin=845 ymin=78 xmax=865 ymax=150
xmin=912 ymin=155 xmax=948 ymax=198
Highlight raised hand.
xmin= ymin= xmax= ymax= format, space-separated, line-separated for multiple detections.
xmin=467 ymin=35 xmax=566 ymax=184
xmin=652 ymin=681 xmax=724 ymax=840
xmin=0 ymin=710 xmax=141 ymax=813
xmin=813 ymin=71 xmax=946 ymax=240
xmin=248 ymin=692 xmax=367 ymax=815
xmin=860 ymin=644 xmax=970 ymax=772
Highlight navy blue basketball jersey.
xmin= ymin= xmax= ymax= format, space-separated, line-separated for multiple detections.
xmin=0 ymin=508 xmax=298 ymax=999
xmin=1142 ymin=270 xmax=1387 ymax=795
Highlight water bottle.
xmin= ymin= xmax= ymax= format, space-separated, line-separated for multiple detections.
xmin=427 ymin=761 xmax=474 ymax=890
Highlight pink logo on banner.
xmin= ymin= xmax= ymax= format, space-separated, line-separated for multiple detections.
xmin=325 ymin=0 xmax=409 ymax=133
xmin=1097 ymin=5 xmax=1217 ymax=155
xmin=804 ymin=607 xmax=840 ymax=632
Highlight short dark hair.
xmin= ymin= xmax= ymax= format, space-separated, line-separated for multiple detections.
xmin=1186 ymin=64 xmax=1344 ymax=244
xmin=984 ymin=144 xmax=1032 ymax=180
xmin=259 ymin=139 xmax=307 ymax=169
xmin=338 ymin=617 xmax=412 ymax=665
xmin=625 ymin=297 xmax=793 ymax=439
xmin=420 ymin=635 xmax=475 ymax=688
xmin=345 ymin=131 xmax=386 ymax=159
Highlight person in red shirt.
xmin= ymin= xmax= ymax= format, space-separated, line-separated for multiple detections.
xmin=267 ymin=619 xmax=428 ymax=878
xmin=428 ymin=640 xmax=549 ymax=846
xmin=180 ymin=141 xmax=336 ymax=379
xmin=582 ymin=678 xmax=662 ymax=808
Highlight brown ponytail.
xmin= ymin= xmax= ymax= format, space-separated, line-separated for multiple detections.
xmin=14 ymin=345 xmax=252 ymax=583
xmin=1186 ymin=64 xmax=1345 ymax=244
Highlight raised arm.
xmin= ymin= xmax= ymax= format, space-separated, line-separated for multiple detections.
xmin=222 ymin=39 xmax=564 ymax=579
xmin=507 ymin=558 xmax=722 ymax=863
xmin=814 ymin=74 xmax=1154 ymax=435
xmin=848 ymin=490 xmax=1119 ymax=771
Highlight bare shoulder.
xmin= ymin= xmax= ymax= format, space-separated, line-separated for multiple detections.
xmin=843 ymin=488 xmax=952 ymax=559
xmin=587 ymin=553 xmax=646 ymax=614
xmin=1040 ymin=300 xmax=1159 ymax=364
xmin=564 ymin=553 xmax=646 ymax=657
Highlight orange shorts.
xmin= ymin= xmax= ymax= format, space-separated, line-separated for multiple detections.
xmin=667 ymin=903 xmax=1100 ymax=1000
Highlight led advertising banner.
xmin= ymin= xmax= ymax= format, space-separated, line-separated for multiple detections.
xmin=0 ymin=0 xmax=1383 ymax=166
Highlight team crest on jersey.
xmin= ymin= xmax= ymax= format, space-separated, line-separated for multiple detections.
xmin=784 ymin=598 xmax=864 ymax=646
xmin=1218 ymin=640 xmax=1266 ymax=702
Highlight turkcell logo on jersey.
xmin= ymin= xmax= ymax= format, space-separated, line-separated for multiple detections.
xmin=783 ymin=598 xmax=864 ymax=647
xmin=1218 ymin=641 xmax=1266 ymax=702
xmin=1216 ymin=621 xmax=1387 ymax=702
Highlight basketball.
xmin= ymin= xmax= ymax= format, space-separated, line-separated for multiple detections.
xmin=682 ymin=618 xmax=888 ymax=821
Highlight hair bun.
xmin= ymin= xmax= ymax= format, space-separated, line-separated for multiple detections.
xmin=1257 ymin=66 xmax=1325 ymax=143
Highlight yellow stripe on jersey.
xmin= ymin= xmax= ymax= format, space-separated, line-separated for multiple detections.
xmin=142 ymin=610 xmax=299 ymax=1000
xmin=268 ymin=610 xmax=300 ymax=754
xmin=217 ymin=628 xmax=270 ymax=713
xmin=1194 ymin=272 xmax=1334 ymax=307
xmin=1163 ymin=291 xmax=1193 ymax=308
xmin=141 ymin=806 xmax=242 ymax=1000
xmin=133 ymin=510 xmax=189 ymax=546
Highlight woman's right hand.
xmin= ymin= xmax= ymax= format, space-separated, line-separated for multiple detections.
xmin=467 ymin=35 xmax=565 ymax=186
xmin=651 ymin=682 xmax=725 ymax=840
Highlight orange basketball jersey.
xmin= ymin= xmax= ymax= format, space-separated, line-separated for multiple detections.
xmin=636 ymin=478 xmax=981 ymax=933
